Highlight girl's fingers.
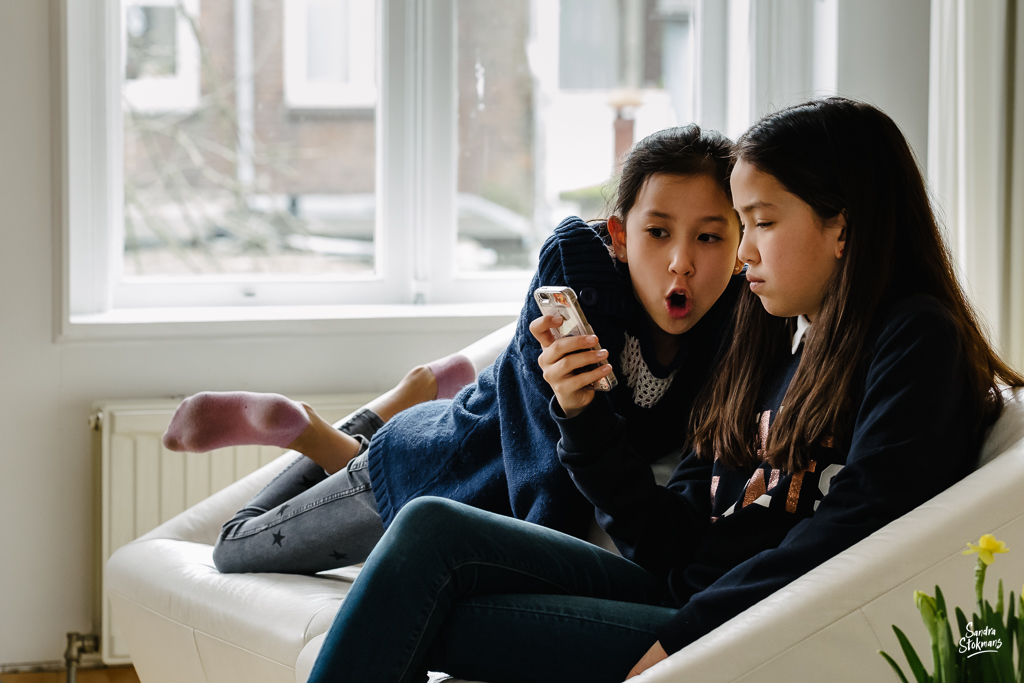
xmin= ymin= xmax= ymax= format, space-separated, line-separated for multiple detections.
xmin=628 ymin=641 xmax=668 ymax=679
xmin=550 ymin=363 xmax=611 ymax=418
xmin=562 ymin=362 xmax=612 ymax=392
xmin=530 ymin=316 xmax=610 ymax=415
xmin=548 ymin=333 xmax=601 ymax=358
xmin=540 ymin=337 xmax=602 ymax=385
xmin=544 ymin=354 xmax=612 ymax=391
xmin=556 ymin=347 xmax=609 ymax=375
xmin=539 ymin=343 xmax=607 ymax=381
xmin=528 ymin=314 xmax=564 ymax=348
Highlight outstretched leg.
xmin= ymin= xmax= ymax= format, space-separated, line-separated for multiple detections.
xmin=201 ymin=355 xmax=475 ymax=574
xmin=163 ymin=353 xmax=476 ymax=474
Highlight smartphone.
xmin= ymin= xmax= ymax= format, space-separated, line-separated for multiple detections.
xmin=533 ymin=286 xmax=618 ymax=392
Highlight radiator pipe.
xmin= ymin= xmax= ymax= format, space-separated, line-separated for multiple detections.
xmin=64 ymin=632 xmax=99 ymax=683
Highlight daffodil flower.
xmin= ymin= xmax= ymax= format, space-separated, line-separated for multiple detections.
xmin=962 ymin=533 xmax=1009 ymax=565
xmin=883 ymin=534 xmax=1013 ymax=681
xmin=913 ymin=590 xmax=940 ymax=642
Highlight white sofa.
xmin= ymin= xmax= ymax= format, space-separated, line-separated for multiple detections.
xmin=106 ymin=322 xmax=1024 ymax=683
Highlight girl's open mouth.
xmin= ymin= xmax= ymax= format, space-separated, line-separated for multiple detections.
xmin=666 ymin=291 xmax=693 ymax=319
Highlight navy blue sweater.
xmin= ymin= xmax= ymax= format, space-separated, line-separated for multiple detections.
xmin=367 ymin=217 xmax=742 ymax=539
xmin=556 ymin=294 xmax=981 ymax=653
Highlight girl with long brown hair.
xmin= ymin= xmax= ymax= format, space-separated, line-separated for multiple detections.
xmin=306 ymin=98 xmax=1022 ymax=683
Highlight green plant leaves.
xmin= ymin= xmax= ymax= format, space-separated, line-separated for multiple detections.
xmin=880 ymin=647 xmax=915 ymax=683
xmin=891 ymin=625 xmax=931 ymax=683
xmin=881 ymin=537 xmax=1020 ymax=683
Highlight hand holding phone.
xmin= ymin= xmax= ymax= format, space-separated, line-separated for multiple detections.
xmin=531 ymin=286 xmax=618 ymax=418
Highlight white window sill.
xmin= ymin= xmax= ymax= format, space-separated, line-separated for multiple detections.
xmin=61 ymin=303 xmax=522 ymax=342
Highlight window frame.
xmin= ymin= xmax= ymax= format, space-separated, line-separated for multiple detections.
xmin=121 ymin=0 xmax=201 ymax=113
xmin=283 ymin=0 xmax=378 ymax=110
xmin=57 ymin=0 xmax=534 ymax=340
xmin=56 ymin=0 xmax=848 ymax=340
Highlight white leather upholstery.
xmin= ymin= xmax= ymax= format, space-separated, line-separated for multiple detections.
xmin=107 ymin=323 xmax=516 ymax=683
xmin=107 ymin=331 xmax=1024 ymax=683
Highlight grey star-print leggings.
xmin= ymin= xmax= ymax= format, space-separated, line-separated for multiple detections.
xmin=212 ymin=408 xmax=386 ymax=575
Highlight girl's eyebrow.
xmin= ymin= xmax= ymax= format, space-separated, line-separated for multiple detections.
xmin=643 ymin=210 xmax=729 ymax=223
xmin=739 ymin=200 xmax=776 ymax=213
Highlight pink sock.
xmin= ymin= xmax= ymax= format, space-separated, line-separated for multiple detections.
xmin=427 ymin=353 xmax=477 ymax=400
xmin=162 ymin=391 xmax=310 ymax=453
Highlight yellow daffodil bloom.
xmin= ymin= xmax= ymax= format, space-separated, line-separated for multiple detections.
xmin=962 ymin=533 xmax=1009 ymax=565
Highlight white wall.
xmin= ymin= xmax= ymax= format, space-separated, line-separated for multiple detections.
xmin=724 ymin=0 xmax=931 ymax=165
xmin=837 ymin=0 xmax=931 ymax=166
xmin=0 ymin=2 xmax=509 ymax=665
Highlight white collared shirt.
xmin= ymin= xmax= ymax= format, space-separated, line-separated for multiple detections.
xmin=792 ymin=315 xmax=812 ymax=354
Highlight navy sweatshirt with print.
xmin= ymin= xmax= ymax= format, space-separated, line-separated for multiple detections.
xmin=555 ymin=293 xmax=981 ymax=654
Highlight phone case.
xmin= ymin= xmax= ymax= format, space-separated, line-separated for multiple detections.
xmin=534 ymin=286 xmax=618 ymax=391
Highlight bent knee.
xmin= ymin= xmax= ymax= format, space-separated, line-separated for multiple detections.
xmin=391 ymin=497 xmax=476 ymax=542
xmin=211 ymin=537 xmax=237 ymax=574
xmin=211 ymin=526 xmax=251 ymax=574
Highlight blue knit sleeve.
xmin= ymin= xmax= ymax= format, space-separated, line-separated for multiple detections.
xmin=495 ymin=216 xmax=632 ymax=537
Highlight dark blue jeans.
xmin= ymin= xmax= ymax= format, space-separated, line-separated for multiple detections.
xmin=307 ymin=497 xmax=678 ymax=683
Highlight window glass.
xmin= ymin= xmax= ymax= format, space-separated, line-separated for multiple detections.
xmin=454 ymin=0 xmax=692 ymax=273
xmin=122 ymin=0 xmax=377 ymax=279
xmin=306 ymin=0 xmax=348 ymax=82
xmin=125 ymin=6 xmax=177 ymax=79
xmin=455 ymin=0 xmax=537 ymax=272
xmin=558 ymin=0 xmax=619 ymax=90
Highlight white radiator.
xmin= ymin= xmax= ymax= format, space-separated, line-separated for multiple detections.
xmin=94 ymin=394 xmax=378 ymax=665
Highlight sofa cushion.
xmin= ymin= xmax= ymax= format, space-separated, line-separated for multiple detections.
xmin=107 ymin=538 xmax=357 ymax=670
xmin=978 ymin=387 xmax=1024 ymax=467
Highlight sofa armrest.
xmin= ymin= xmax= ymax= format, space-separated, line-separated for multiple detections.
xmin=458 ymin=321 xmax=516 ymax=373
xmin=635 ymin=435 xmax=1024 ymax=682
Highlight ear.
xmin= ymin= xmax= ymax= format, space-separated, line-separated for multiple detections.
xmin=830 ymin=210 xmax=847 ymax=258
xmin=608 ymin=216 xmax=628 ymax=263
xmin=731 ymin=211 xmax=744 ymax=273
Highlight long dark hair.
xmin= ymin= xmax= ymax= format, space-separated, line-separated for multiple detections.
xmin=691 ymin=97 xmax=1024 ymax=472
xmin=612 ymin=124 xmax=734 ymax=226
